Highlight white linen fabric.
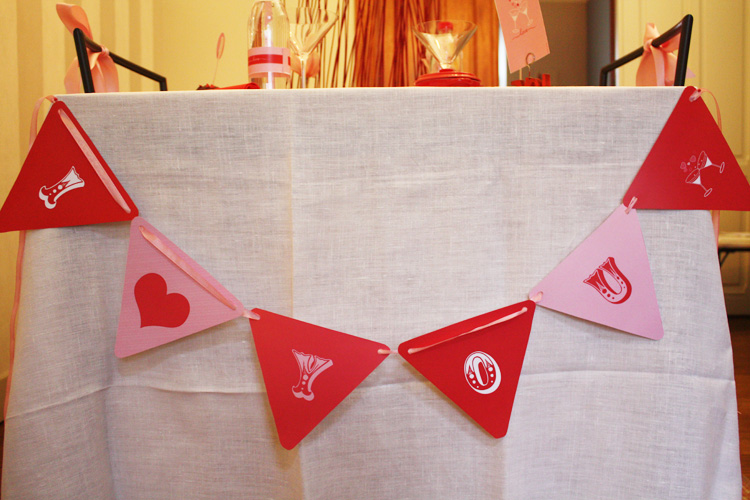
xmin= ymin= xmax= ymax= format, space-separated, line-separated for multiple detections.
xmin=2 ymin=88 xmax=740 ymax=499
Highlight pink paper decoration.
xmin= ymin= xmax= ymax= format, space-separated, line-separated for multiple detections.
xmin=623 ymin=87 xmax=750 ymax=210
xmin=0 ymin=100 xmax=138 ymax=232
xmin=494 ymin=0 xmax=551 ymax=73
xmin=115 ymin=217 xmax=244 ymax=357
xmin=250 ymin=309 xmax=390 ymax=449
xmin=399 ymin=300 xmax=536 ymax=438
xmin=529 ymin=205 xmax=663 ymax=340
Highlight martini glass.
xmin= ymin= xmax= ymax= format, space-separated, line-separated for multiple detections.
xmin=698 ymin=150 xmax=725 ymax=173
xmin=412 ymin=20 xmax=477 ymax=71
xmin=684 ymin=151 xmax=725 ymax=197
xmin=509 ymin=5 xmax=521 ymax=33
xmin=289 ymin=8 xmax=338 ymax=88
xmin=685 ymin=168 xmax=712 ymax=197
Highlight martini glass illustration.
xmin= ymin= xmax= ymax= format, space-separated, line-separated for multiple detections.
xmin=699 ymin=151 xmax=725 ymax=173
xmin=412 ymin=20 xmax=477 ymax=71
xmin=509 ymin=2 xmax=521 ymax=33
xmin=289 ymin=8 xmax=337 ymax=88
xmin=684 ymin=151 xmax=725 ymax=197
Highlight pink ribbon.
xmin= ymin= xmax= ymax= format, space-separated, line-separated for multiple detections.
xmin=29 ymin=95 xmax=57 ymax=149
xmin=407 ymin=306 xmax=529 ymax=355
xmin=691 ymin=88 xmax=723 ymax=245
xmin=57 ymin=107 xmax=132 ymax=214
xmin=5 ymin=94 xmax=56 ymax=418
xmin=636 ymin=23 xmax=694 ymax=86
xmin=56 ymin=3 xmax=119 ymax=93
xmin=138 ymin=225 xmax=238 ymax=311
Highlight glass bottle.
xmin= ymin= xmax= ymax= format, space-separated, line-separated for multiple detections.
xmin=247 ymin=0 xmax=291 ymax=89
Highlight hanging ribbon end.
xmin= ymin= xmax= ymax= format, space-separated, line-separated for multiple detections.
xmin=243 ymin=309 xmax=261 ymax=321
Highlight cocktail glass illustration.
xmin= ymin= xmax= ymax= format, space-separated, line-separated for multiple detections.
xmin=685 ymin=168 xmax=711 ymax=196
xmin=509 ymin=2 xmax=521 ymax=33
xmin=508 ymin=0 xmax=531 ymax=33
xmin=699 ymin=151 xmax=725 ymax=173
xmin=684 ymin=151 xmax=725 ymax=197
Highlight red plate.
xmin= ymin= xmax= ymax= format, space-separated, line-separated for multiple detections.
xmin=415 ymin=69 xmax=481 ymax=87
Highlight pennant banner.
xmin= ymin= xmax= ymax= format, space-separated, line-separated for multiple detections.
xmin=250 ymin=309 xmax=390 ymax=449
xmin=399 ymin=300 xmax=536 ymax=438
xmin=0 ymin=100 xmax=137 ymax=232
xmin=529 ymin=205 xmax=663 ymax=340
xmin=623 ymin=87 xmax=750 ymax=210
xmin=115 ymin=217 xmax=244 ymax=358
xmin=4 ymin=84 xmax=748 ymax=445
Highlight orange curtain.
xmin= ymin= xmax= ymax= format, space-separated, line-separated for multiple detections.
xmin=440 ymin=0 xmax=499 ymax=86
xmin=347 ymin=0 xmax=499 ymax=87
xmin=348 ymin=0 xmax=440 ymax=87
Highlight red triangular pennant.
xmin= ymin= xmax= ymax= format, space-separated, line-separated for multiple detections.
xmin=115 ymin=217 xmax=244 ymax=357
xmin=0 ymin=100 xmax=138 ymax=232
xmin=623 ymin=87 xmax=750 ymax=210
xmin=250 ymin=309 xmax=390 ymax=449
xmin=398 ymin=300 xmax=536 ymax=438
xmin=529 ymin=204 xmax=663 ymax=339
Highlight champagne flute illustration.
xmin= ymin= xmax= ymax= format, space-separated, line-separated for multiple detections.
xmin=520 ymin=0 xmax=532 ymax=27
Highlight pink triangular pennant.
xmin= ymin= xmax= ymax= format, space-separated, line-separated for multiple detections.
xmin=529 ymin=205 xmax=663 ymax=340
xmin=623 ymin=86 xmax=750 ymax=210
xmin=398 ymin=300 xmax=536 ymax=438
xmin=0 ymin=100 xmax=138 ymax=232
xmin=115 ymin=217 xmax=244 ymax=357
xmin=250 ymin=309 xmax=390 ymax=449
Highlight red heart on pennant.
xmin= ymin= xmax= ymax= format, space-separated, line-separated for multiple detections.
xmin=134 ymin=273 xmax=190 ymax=328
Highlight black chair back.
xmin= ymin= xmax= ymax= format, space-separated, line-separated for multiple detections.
xmin=599 ymin=15 xmax=692 ymax=86
xmin=73 ymin=27 xmax=167 ymax=93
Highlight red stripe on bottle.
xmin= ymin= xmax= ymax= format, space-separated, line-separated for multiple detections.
xmin=248 ymin=54 xmax=290 ymax=66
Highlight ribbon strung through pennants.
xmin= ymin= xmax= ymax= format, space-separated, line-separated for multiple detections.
xmin=115 ymin=217 xmax=244 ymax=358
xmin=0 ymin=100 xmax=138 ymax=233
xmin=622 ymin=87 xmax=750 ymax=211
xmin=4 ymin=83 xmax=750 ymax=446
xmin=2 ymin=94 xmax=57 ymax=419
xmin=138 ymin=224 xmax=236 ymax=310
xmin=529 ymin=202 xmax=664 ymax=340
xmin=399 ymin=301 xmax=536 ymax=438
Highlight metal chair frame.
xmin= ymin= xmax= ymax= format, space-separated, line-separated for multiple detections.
xmin=599 ymin=14 xmax=693 ymax=86
xmin=73 ymin=27 xmax=167 ymax=93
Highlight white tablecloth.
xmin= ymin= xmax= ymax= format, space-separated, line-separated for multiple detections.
xmin=2 ymin=88 xmax=741 ymax=499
